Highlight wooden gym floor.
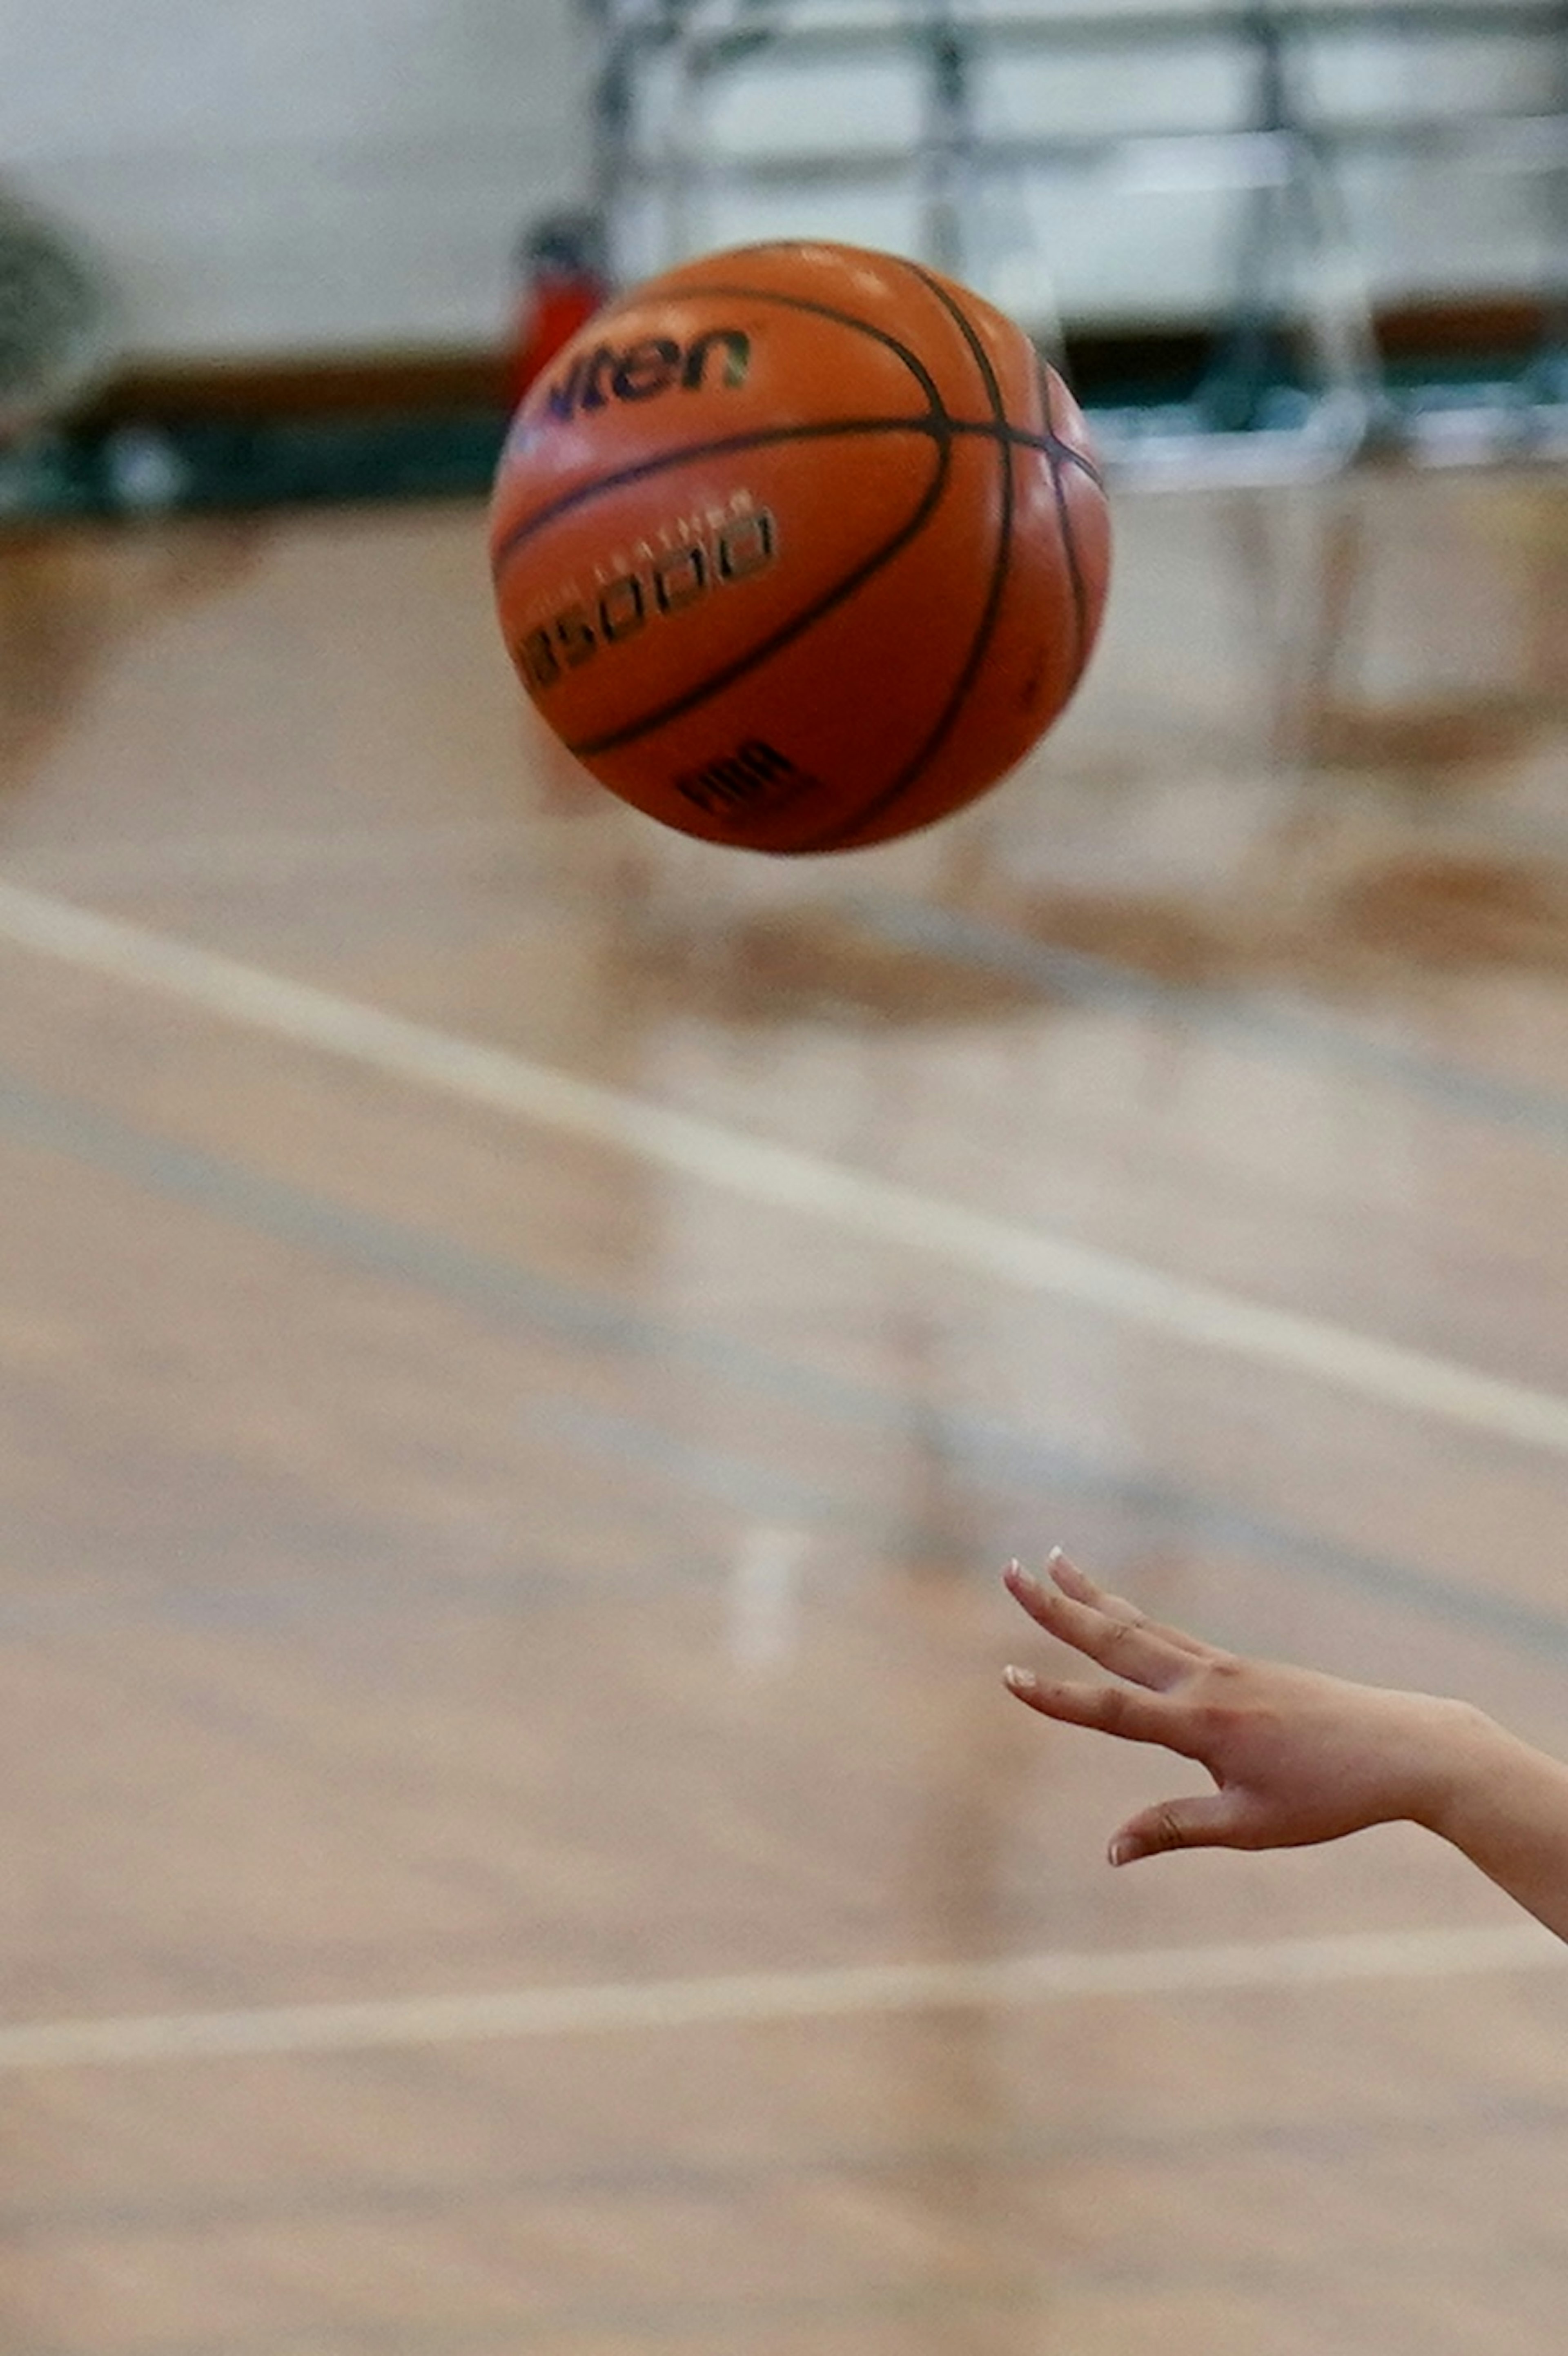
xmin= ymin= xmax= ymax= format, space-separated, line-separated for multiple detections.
xmin=1 ymin=460 xmax=1568 ymax=2355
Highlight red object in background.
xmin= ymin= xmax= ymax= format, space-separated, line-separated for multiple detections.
xmin=505 ymin=214 xmax=612 ymax=817
xmin=508 ymin=212 xmax=610 ymax=410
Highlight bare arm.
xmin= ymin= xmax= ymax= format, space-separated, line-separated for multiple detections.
xmin=1002 ymin=1551 xmax=1568 ymax=1944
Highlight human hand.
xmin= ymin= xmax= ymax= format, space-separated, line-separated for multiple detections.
xmin=1002 ymin=1552 xmax=1481 ymax=1867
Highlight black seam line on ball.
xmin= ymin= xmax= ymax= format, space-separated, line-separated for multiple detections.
xmin=492 ymin=410 xmax=1102 ymax=581
xmin=995 ymin=425 xmax=1105 ymax=490
xmin=1036 ymin=361 xmax=1089 ymax=676
xmin=493 ymin=416 xmax=947 ymax=576
xmin=796 ymin=260 xmax=1020 ymax=854
xmin=951 ymin=418 xmax=1104 ymax=486
xmin=565 ymin=426 xmax=955 ymax=761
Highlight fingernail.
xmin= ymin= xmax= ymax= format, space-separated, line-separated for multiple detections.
xmin=1004 ymin=1559 xmax=1035 ymax=1589
xmin=1003 ymin=1664 xmax=1038 ymax=1696
xmin=1047 ymin=1545 xmax=1065 ymax=1566
xmin=1108 ymin=1836 xmax=1136 ymax=1867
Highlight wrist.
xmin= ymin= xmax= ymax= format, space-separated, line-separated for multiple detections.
xmin=1415 ymin=1700 xmax=1523 ymax=1845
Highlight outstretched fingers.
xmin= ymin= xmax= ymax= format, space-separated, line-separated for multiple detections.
xmin=1003 ymin=1556 xmax=1201 ymax=1692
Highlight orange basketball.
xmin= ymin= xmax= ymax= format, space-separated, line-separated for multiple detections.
xmin=490 ymin=240 xmax=1110 ymax=855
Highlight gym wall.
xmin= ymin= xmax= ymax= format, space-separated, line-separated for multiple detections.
xmin=4 ymin=1 xmax=1559 ymax=365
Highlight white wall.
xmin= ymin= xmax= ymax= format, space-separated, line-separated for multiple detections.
xmin=2 ymin=0 xmax=595 ymax=358
xmin=4 ymin=0 xmax=1563 ymax=362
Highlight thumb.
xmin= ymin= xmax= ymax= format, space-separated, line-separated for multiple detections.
xmin=1109 ymin=1790 xmax=1249 ymax=1866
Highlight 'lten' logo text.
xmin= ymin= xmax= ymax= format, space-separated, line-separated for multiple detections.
xmin=539 ymin=330 xmax=752 ymax=425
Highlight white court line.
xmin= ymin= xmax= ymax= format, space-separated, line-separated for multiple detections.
xmin=0 ymin=1926 xmax=1559 ymax=2073
xmin=5 ymin=818 xmax=528 ymax=894
xmin=2 ymin=875 xmax=1568 ymax=1456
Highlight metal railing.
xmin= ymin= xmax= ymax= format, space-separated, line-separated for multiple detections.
xmin=577 ymin=0 xmax=1568 ymax=480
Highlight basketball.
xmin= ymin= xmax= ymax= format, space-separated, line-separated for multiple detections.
xmin=489 ymin=239 xmax=1111 ymax=855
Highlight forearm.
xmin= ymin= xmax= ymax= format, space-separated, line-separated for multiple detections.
xmin=1425 ymin=1710 xmax=1568 ymax=1944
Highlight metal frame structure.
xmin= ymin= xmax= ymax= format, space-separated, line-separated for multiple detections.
xmin=577 ymin=0 xmax=1568 ymax=481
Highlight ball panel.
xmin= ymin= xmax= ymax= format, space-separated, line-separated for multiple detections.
xmin=570 ymin=431 xmax=1013 ymax=853
xmin=494 ymin=426 xmax=948 ymax=759
xmin=891 ymin=258 xmax=1012 ymax=418
xmin=785 ymin=326 xmax=1110 ymax=854
xmin=816 ymin=441 xmax=1101 ymax=851
xmin=602 ymin=243 xmax=994 ymax=423
xmin=1054 ymin=460 xmax=1114 ymax=670
xmin=490 ymin=265 xmax=946 ymax=568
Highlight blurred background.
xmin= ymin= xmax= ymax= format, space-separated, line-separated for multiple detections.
xmin=3 ymin=8 xmax=1568 ymax=2356
xmin=2 ymin=0 xmax=1566 ymax=499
